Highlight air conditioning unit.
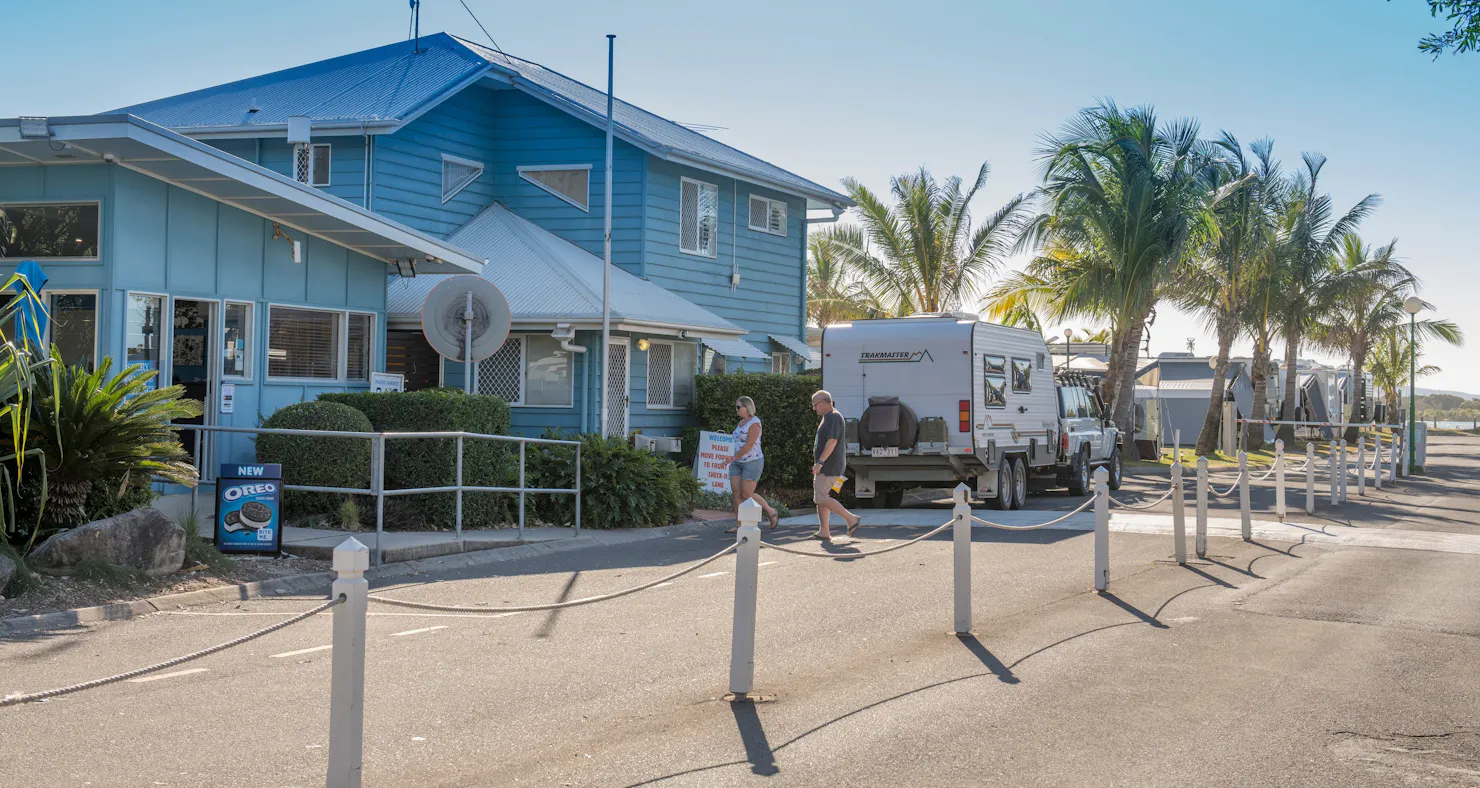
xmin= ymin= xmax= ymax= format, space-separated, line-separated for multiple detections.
xmin=633 ymin=434 xmax=682 ymax=454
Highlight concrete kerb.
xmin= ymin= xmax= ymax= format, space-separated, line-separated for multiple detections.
xmin=0 ymin=519 xmax=734 ymax=637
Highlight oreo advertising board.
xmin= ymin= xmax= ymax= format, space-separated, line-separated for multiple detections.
xmin=215 ymin=464 xmax=283 ymax=556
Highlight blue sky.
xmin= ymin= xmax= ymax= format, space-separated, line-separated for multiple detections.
xmin=6 ymin=0 xmax=1477 ymax=393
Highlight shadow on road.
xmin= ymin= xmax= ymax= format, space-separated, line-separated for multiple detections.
xmin=1097 ymin=592 xmax=1168 ymax=629
xmin=730 ymin=701 xmax=779 ymax=776
xmin=955 ymin=633 xmax=1019 ymax=684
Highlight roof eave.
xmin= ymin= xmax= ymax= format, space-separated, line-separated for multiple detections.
xmin=3 ymin=114 xmax=486 ymax=274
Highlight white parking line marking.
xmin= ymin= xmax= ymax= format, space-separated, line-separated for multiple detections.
xmin=270 ymin=645 xmax=332 ymax=659
xmin=390 ymin=625 xmax=449 ymax=637
xmin=698 ymin=571 xmax=730 ymax=579
xmin=758 ymin=561 xmax=779 ymax=567
xmin=127 ymin=668 xmax=209 ymax=683
xmin=651 ymin=581 xmax=674 ymax=588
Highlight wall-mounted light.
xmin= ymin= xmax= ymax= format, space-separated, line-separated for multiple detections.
xmin=636 ymin=338 xmax=650 ymax=352
xmin=271 ymin=223 xmax=302 ymax=264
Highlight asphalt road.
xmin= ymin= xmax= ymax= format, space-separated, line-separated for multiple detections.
xmin=3 ymin=437 xmax=1480 ymax=786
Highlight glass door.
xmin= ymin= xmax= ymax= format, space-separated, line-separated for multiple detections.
xmin=171 ymin=299 xmax=215 ymax=475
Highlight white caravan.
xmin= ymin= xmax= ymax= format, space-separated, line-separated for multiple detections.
xmin=821 ymin=314 xmax=1122 ymax=510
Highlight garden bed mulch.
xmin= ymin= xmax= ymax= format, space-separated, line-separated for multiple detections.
xmin=0 ymin=553 xmax=330 ymax=622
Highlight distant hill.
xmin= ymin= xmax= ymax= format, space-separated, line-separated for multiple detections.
xmin=1416 ymin=387 xmax=1480 ymax=401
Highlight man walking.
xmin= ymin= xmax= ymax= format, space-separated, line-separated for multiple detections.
xmin=811 ymin=389 xmax=861 ymax=541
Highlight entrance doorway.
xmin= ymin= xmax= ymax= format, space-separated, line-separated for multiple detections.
xmin=171 ymin=299 xmax=215 ymax=473
xmin=605 ymin=338 xmax=630 ymax=436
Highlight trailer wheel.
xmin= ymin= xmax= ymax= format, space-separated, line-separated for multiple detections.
xmin=1010 ymin=456 xmax=1029 ymax=509
xmin=993 ymin=463 xmax=1013 ymax=511
xmin=1067 ymin=449 xmax=1091 ymax=496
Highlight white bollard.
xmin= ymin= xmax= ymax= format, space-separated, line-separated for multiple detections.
xmin=1356 ymin=435 xmax=1366 ymax=496
xmin=1093 ymin=467 xmax=1110 ymax=592
xmin=1374 ymin=433 xmax=1383 ymax=490
xmin=1339 ymin=438 xmax=1349 ymax=503
xmin=1329 ymin=441 xmax=1339 ymax=505
xmin=1274 ymin=440 xmax=1286 ymax=521
xmin=328 ymin=537 xmax=370 ymax=788
xmin=1171 ymin=462 xmax=1186 ymax=565
xmin=1305 ymin=443 xmax=1316 ymax=515
xmin=1389 ymin=430 xmax=1399 ymax=482
xmin=1238 ymin=451 xmax=1251 ymax=541
xmin=1196 ymin=457 xmax=1209 ymax=559
xmin=952 ymin=483 xmax=972 ymax=635
xmin=728 ymin=499 xmax=763 ymax=697
xmin=1398 ymin=430 xmax=1408 ymax=478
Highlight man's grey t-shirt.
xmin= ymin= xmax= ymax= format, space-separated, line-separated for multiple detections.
xmin=815 ymin=409 xmax=847 ymax=477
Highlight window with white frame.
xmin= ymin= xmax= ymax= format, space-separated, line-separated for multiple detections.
xmin=679 ymin=177 xmax=719 ymax=257
xmin=125 ymin=293 xmax=164 ymax=390
xmin=0 ymin=203 xmax=100 ymax=259
xmin=222 ymin=301 xmax=253 ymax=379
xmin=771 ymin=351 xmax=791 ymax=375
xmin=266 ymin=307 xmax=374 ymax=380
xmin=476 ymin=334 xmax=574 ymax=407
xmin=748 ymin=195 xmax=787 ymax=236
xmin=47 ymin=291 xmax=98 ymax=371
xmin=518 ymin=165 xmax=590 ymax=211
xmin=441 ymin=154 xmax=485 ymax=203
xmin=293 ymin=144 xmax=332 ymax=187
xmin=647 ymin=341 xmax=697 ymax=409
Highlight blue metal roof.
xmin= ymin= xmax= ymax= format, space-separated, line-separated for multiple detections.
xmin=108 ymin=33 xmax=850 ymax=208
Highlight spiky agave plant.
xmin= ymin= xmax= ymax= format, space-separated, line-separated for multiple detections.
xmin=31 ymin=353 xmax=202 ymax=528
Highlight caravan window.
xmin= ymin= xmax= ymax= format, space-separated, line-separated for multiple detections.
xmin=1011 ymin=358 xmax=1032 ymax=393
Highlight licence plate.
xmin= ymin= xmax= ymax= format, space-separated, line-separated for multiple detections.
xmin=871 ymin=447 xmax=899 ymax=458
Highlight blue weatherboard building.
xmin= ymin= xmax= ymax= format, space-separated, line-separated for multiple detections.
xmin=1 ymin=33 xmax=848 ymax=457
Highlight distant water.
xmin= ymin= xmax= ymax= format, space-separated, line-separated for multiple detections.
xmin=1433 ymin=421 xmax=1479 ymax=430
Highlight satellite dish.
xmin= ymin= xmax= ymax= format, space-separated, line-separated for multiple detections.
xmin=421 ymin=275 xmax=511 ymax=362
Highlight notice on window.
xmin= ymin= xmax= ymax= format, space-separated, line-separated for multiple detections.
xmin=694 ymin=431 xmax=735 ymax=494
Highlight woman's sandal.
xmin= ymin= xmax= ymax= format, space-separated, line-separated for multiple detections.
xmin=810 ymin=531 xmax=832 ymax=542
xmin=768 ymin=511 xmax=779 ymax=529
xmin=846 ymin=515 xmax=861 ymax=538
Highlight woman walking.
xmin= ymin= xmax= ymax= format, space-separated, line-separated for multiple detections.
xmin=726 ymin=396 xmax=780 ymax=532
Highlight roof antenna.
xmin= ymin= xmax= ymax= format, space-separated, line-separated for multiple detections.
xmin=410 ymin=0 xmax=422 ymax=54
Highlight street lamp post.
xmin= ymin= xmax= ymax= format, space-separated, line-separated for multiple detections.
xmin=1403 ymin=296 xmax=1423 ymax=474
xmin=1063 ymin=328 xmax=1074 ymax=372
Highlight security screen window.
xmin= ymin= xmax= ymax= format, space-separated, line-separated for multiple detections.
xmin=125 ymin=294 xmax=164 ymax=389
xmin=268 ymin=306 xmax=340 ymax=379
xmin=0 ymin=203 xmax=100 ymax=258
xmin=222 ymin=302 xmax=252 ymax=378
xmin=1011 ymin=358 xmax=1032 ymax=393
xmin=49 ymin=292 xmax=97 ymax=370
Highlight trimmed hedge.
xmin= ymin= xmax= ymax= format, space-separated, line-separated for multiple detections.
xmin=526 ymin=432 xmax=698 ymax=529
xmin=257 ymin=401 xmax=374 ymax=517
xmin=318 ymin=390 xmax=514 ymax=529
xmin=693 ymin=372 xmax=822 ymax=490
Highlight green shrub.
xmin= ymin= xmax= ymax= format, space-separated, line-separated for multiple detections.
xmin=694 ymin=489 xmax=791 ymax=519
xmin=693 ymin=372 xmax=822 ymax=490
xmin=526 ymin=432 xmax=698 ymax=529
xmin=257 ymin=400 xmax=374 ymax=517
xmin=319 ymin=390 xmax=514 ymax=529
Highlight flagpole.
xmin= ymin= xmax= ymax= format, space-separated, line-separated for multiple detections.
xmin=599 ymin=34 xmax=615 ymax=438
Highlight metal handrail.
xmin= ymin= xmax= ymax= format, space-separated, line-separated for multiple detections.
xmin=163 ymin=423 xmax=584 ymax=565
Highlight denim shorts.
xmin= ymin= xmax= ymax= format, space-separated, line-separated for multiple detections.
xmin=729 ymin=458 xmax=764 ymax=482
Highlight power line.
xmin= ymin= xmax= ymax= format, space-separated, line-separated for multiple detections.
xmin=456 ymin=0 xmax=510 ymax=60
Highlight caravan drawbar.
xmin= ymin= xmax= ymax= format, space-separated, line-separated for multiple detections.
xmin=821 ymin=314 xmax=1123 ymax=509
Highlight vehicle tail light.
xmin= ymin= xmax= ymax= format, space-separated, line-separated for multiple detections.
xmin=959 ymin=400 xmax=970 ymax=432
xmin=1061 ymin=431 xmax=1070 ymax=454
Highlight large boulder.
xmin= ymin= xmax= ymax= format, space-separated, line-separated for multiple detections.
xmin=0 ymin=554 xmax=15 ymax=593
xmin=29 ymin=508 xmax=186 ymax=577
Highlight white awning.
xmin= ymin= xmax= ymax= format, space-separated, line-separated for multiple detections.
xmin=701 ymin=336 xmax=769 ymax=360
xmin=0 ymin=114 xmax=485 ymax=273
xmin=769 ymin=333 xmax=811 ymax=358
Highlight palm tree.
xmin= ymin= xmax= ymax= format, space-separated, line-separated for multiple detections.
xmin=1368 ymin=330 xmax=1441 ymax=419
xmin=837 ymin=163 xmax=1032 ymax=317
xmin=1028 ymin=102 xmax=1220 ymax=459
xmin=806 ymin=224 xmax=878 ymax=326
xmin=1170 ymin=134 xmax=1280 ymax=456
xmin=1271 ymin=154 xmax=1380 ymax=444
xmin=1310 ymin=238 xmax=1462 ymax=439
